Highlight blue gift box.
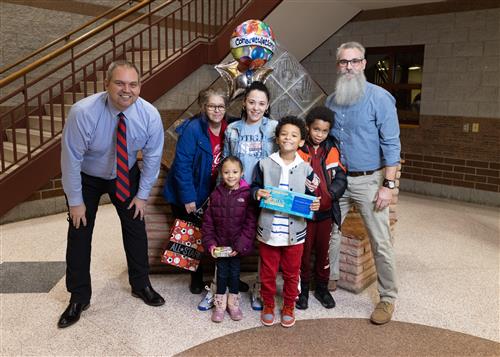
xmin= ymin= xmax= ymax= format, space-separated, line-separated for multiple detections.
xmin=259 ymin=185 xmax=315 ymax=219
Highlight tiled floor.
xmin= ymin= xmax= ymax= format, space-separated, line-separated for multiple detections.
xmin=1 ymin=192 xmax=499 ymax=356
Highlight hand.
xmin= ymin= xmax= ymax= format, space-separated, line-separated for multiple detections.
xmin=69 ymin=204 xmax=87 ymax=229
xmin=184 ymin=202 xmax=197 ymax=214
xmin=310 ymin=197 xmax=321 ymax=212
xmin=128 ymin=197 xmax=147 ymax=220
xmin=305 ymin=174 xmax=320 ymax=192
xmin=374 ymin=187 xmax=393 ymax=211
xmin=229 ymin=250 xmax=238 ymax=257
xmin=210 ymin=246 xmax=217 ymax=258
xmin=256 ymin=189 xmax=270 ymax=201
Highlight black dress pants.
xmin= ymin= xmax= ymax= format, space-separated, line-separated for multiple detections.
xmin=65 ymin=164 xmax=151 ymax=304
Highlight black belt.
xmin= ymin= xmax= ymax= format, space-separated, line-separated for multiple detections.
xmin=348 ymin=168 xmax=381 ymax=177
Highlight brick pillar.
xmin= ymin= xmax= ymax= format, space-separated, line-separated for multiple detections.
xmin=337 ymin=165 xmax=401 ymax=293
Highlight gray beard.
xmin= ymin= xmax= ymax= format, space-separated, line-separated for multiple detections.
xmin=334 ymin=72 xmax=367 ymax=106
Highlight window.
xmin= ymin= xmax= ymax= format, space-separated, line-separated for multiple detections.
xmin=365 ymin=45 xmax=424 ymax=125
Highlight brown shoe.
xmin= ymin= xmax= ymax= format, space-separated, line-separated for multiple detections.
xmin=370 ymin=301 xmax=394 ymax=325
xmin=328 ymin=280 xmax=337 ymax=291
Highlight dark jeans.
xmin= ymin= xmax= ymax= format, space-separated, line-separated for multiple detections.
xmin=65 ymin=163 xmax=150 ymax=304
xmin=216 ymin=256 xmax=241 ymax=294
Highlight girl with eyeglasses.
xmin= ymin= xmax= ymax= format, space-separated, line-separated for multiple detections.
xmin=163 ymin=87 xmax=229 ymax=295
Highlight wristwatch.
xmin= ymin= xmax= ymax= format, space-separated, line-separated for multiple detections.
xmin=382 ymin=178 xmax=396 ymax=189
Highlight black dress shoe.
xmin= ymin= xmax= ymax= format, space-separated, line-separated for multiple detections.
xmin=189 ymin=271 xmax=204 ymax=294
xmin=132 ymin=286 xmax=165 ymax=306
xmin=57 ymin=302 xmax=90 ymax=328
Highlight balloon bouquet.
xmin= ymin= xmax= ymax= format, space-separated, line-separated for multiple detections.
xmin=216 ymin=19 xmax=276 ymax=102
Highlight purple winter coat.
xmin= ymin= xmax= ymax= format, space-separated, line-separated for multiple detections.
xmin=202 ymin=180 xmax=257 ymax=256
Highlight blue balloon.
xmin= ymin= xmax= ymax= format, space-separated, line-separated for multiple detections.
xmin=251 ymin=46 xmax=265 ymax=60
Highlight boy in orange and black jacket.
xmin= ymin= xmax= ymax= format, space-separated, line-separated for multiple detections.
xmin=297 ymin=106 xmax=347 ymax=310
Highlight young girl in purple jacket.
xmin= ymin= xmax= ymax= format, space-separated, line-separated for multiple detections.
xmin=202 ymin=156 xmax=258 ymax=323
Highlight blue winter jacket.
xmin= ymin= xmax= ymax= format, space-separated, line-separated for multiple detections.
xmin=163 ymin=114 xmax=213 ymax=209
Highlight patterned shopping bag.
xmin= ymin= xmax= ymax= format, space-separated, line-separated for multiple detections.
xmin=161 ymin=218 xmax=204 ymax=271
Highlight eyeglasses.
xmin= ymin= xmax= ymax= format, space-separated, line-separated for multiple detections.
xmin=206 ymin=104 xmax=226 ymax=112
xmin=337 ymin=58 xmax=364 ymax=67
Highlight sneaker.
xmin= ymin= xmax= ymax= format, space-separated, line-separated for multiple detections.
xmin=197 ymin=285 xmax=214 ymax=311
xmin=370 ymin=301 xmax=394 ymax=325
xmin=280 ymin=305 xmax=295 ymax=328
xmin=260 ymin=305 xmax=275 ymax=326
xmin=251 ymin=283 xmax=263 ymax=311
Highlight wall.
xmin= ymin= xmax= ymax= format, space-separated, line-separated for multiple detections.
xmin=0 ymin=1 xmax=96 ymax=69
xmin=301 ymin=7 xmax=500 ymax=205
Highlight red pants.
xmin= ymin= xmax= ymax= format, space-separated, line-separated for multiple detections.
xmin=259 ymin=242 xmax=303 ymax=308
xmin=300 ymin=218 xmax=332 ymax=284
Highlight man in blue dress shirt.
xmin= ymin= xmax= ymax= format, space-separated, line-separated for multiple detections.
xmin=58 ymin=60 xmax=165 ymax=328
xmin=326 ymin=42 xmax=401 ymax=325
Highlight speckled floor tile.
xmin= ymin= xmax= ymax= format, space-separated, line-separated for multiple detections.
xmin=1 ymin=192 xmax=499 ymax=356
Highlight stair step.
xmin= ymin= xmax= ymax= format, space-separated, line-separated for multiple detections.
xmin=96 ymin=71 xmax=105 ymax=81
xmin=2 ymin=141 xmax=29 ymax=162
xmin=29 ymin=115 xmax=64 ymax=132
xmin=44 ymin=103 xmax=73 ymax=117
xmin=5 ymin=128 xmax=54 ymax=147
xmin=63 ymin=92 xmax=86 ymax=104
xmin=79 ymin=81 xmax=105 ymax=94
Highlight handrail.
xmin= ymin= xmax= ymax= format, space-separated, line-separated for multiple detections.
xmin=0 ymin=0 xmax=155 ymax=88
xmin=0 ymin=0 xmax=254 ymax=175
xmin=0 ymin=0 xmax=137 ymax=75
xmin=0 ymin=0 xmax=283 ymax=218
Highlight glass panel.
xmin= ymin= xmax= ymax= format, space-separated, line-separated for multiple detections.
xmin=394 ymin=52 xmax=424 ymax=84
xmin=392 ymin=88 xmax=414 ymax=111
xmin=365 ymin=54 xmax=391 ymax=85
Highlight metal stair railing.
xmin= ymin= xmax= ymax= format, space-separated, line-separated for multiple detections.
xmin=0 ymin=0 xmax=251 ymax=176
xmin=0 ymin=0 xmax=138 ymax=76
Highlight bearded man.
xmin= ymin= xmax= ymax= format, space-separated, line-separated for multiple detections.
xmin=325 ymin=41 xmax=401 ymax=325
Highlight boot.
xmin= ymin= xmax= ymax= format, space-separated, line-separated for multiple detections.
xmin=211 ymin=294 xmax=226 ymax=322
xmin=227 ymin=293 xmax=243 ymax=321
xmin=314 ymin=281 xmax=336 ymax=309
xmin=296 ymin=282 xmax=309 ymax=310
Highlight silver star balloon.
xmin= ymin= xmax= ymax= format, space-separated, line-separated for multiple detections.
xmin=215 ymin=60 xmax=273 ymax=102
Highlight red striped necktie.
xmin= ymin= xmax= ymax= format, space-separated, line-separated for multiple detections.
xmin=116 ymin=112 xmax=130 ymax=202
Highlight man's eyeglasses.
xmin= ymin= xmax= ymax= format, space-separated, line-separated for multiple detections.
xmin=205 ymin=104 xmax=226 ymax=112
xmin=337 ymin=58 xmax=364 ymax=67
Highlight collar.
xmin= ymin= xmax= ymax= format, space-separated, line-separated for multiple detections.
xmin=270 ymin=151 xmax=304 ymax=169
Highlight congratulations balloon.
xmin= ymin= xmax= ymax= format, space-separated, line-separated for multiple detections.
xmin=230 ymin=19 xmax=276 ymax=70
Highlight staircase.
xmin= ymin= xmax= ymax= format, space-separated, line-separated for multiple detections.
xmin=0 ymin=0 xmax=282 ymax=218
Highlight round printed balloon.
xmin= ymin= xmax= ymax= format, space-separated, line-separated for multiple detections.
xmin=230 ymin=19 xmax=276 ymax=70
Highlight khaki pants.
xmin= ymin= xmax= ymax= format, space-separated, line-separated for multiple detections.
xmin=329 ymin=170 xmax=398 ymax=302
